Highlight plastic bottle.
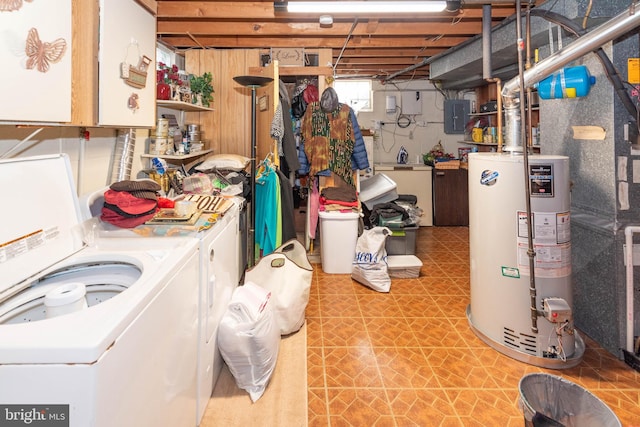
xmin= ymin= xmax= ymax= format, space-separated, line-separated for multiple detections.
xmin=536 ymin=65 xmax=596 ymax=99
xmin=152 ymin=157 xmax=166 ymax=175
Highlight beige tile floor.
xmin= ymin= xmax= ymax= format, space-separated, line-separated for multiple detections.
xmin=306 ymin=226 xmax=640 ymax=426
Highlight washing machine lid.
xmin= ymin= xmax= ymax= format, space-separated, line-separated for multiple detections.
xmin=0 ymin=155 xmax=84 ymax=299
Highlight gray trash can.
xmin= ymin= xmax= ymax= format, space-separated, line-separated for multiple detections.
xmin=518 ymin=373 xmax=621 ymax=427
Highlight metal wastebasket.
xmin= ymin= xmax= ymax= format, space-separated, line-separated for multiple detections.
xmin=518 ymin=373 xmax=621 ymax=427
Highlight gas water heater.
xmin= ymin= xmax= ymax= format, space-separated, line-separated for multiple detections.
xmin=467 ymin=152 xmax=585 ymax=369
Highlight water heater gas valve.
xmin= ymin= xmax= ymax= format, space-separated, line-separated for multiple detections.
xmin=542 ymin=297 xmax=572 ymax=323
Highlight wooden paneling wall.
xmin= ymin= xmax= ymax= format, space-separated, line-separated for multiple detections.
xmin=185 ymin=49 xmax=262 ymax=157
xmin=184 ymin=48 xmax=332 ymax=160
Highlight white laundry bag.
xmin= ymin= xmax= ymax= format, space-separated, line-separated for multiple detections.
xmin=351 ymin=227 xmax=392 ymax=292
xmin=245 ymin=239 xmax=313 ymax=335
xmin=217 ymin=281 xmax=281 ymax=402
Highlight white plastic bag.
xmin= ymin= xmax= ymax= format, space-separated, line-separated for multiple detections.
xmin=245 ymin=239 xmax=313 ymax=335
xmin=217 ymin=281 xmax=281 ymax=402
xmin=351 ymin=227 xmax=392 ymax=292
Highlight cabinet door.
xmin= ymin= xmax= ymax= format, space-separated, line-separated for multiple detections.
xmin=98 ymin=0 xmax=156 ymax=126
xmin=433 ymin=168 xmax=469 ymax=226
xmin=0 ymin=1 xmax=72 ymax=123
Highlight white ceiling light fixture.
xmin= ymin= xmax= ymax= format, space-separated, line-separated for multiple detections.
xmin=319 ymin=14 xmax=334 ymax=26
xmin=283 ymin=1 xmax=447 ymax=14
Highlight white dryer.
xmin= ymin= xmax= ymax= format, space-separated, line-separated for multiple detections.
xmin=81 ymin=183 xmax=241 ymax=425
xmin=194 ymin=203 xmax=239 ymax=423
xmin=0 ymin=155 xmax=200 ymax=427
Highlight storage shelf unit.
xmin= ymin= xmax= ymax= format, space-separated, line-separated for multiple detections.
xmin=471 ymin=83 xmax=540 ymax=148
xmin=144 ymin=100 xmax=215 ymax=167
xmin=140 ymin=149 xmax=212 ymax=161
xmin=157 ymin=100 xmax=214 ymax=112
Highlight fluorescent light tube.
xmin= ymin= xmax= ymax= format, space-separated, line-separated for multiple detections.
xmin=286 ymin=1 xmax=447 ymax=14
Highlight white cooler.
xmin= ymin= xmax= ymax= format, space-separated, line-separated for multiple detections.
xmin=319 ymin=211 xmax=360 ymax=274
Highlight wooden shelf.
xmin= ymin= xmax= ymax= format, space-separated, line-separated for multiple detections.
xmin=458 ymin=140 xmax=497 ymax=147
xmin=248 ymin=65 xmax=334 ymax=77
xmin=157 ymin=100 xmax=214 ymax=112
xmin=140 ymin=149 xmax=213 ymax=160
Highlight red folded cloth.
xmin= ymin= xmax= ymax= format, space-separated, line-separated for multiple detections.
xmin=319 ymin=196 xmax=359 ymax=207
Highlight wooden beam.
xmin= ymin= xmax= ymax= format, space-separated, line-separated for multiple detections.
xmin=156 ymin=35 xmax=470 ymax=49
xmin=250 ymin=65 xmax=334 ymax=76
xmin=337 ymin=47 xmax=446 ymax=57
xmin=157 ymin=20 xmax=487 ymax=36
xmin=157 ymin=1 xmax=274 ymax=18
xmin=338 ymin=57 xmax=430 ymax=65
xmin=156 ymin=1 xmax=516 ymax=19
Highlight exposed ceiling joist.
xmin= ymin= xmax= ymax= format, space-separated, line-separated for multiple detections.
xmin=156 ymin=0 xmax=540 ymax=81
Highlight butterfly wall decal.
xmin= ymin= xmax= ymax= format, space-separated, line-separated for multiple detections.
xmin=0 ymin=0 xmax=33 ymax=12
xmin=25 ymin=27 xmax=67 ymax=73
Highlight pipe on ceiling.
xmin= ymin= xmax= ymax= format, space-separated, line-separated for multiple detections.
xmin=501 ymin=1 xmax=640 ymax=149
xmin=528 ymin=7 xmax=638 ymax=124
xmin=382 ymin=0 xmax=536 ymax=83
xmin=333 ymin=19 xmax=359 ymax=75
xmin=502 ymin=2 xmax=640 ymax=101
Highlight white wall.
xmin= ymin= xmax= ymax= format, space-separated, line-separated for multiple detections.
xmin=355 ymin=80 xmax=475 ymax=164
xmin=0 ymin=126 xmax=148 ymax=197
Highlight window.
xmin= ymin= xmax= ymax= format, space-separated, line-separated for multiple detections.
xmin=334 ymin=80 xmax=373 ymax=113
xmin=156 ymin=42 xmax=185 ymax=70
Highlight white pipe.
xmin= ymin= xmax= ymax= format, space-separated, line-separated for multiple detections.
xmin=0 ymin=127 xmax=44 ymax=159
xmin=78 ymin=134 xmax=85 ymax=196
xmin=624 ymin=226 xmax=640 ymax=353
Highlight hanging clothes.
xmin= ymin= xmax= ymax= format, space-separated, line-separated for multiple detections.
xmin=298 ymin=103 xmax=369 ymax=177
xmin=276 ymin=167 xmax=297 ymax=243
xmin=301 ymin=101 xmax=355 ymax=186
xmin=308 ymin=179 xmax=320 ymax=240
xmin=270 ymin=81 xmax=297 ymax=167
xmin=349 ymin=108 xmax=370 ymax=171
xmin=279 ymin=81 xmax=301 ymax=174
xmin=255 ymin=159 xmax=282 ymax=256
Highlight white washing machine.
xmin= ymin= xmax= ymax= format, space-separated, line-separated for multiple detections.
xmin=81 ymin=185 xmax=241 ymax=425
xmin=0 ymin=155 xmax=201 ymax=427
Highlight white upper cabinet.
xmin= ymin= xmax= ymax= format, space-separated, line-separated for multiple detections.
xmin=0 ymin=1 xmax=73 ymax=123
xmin=0 ymin=0 xmax=156 ymax=127
xmin=98 ymin=0 xmax=156 ymax=127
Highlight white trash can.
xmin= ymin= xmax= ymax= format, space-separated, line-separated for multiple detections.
xmin=319 ymin=211 xmax=360 ymax=274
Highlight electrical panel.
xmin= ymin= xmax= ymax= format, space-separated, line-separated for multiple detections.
xmin=443 ymin=99 xmax=470 ymax=134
